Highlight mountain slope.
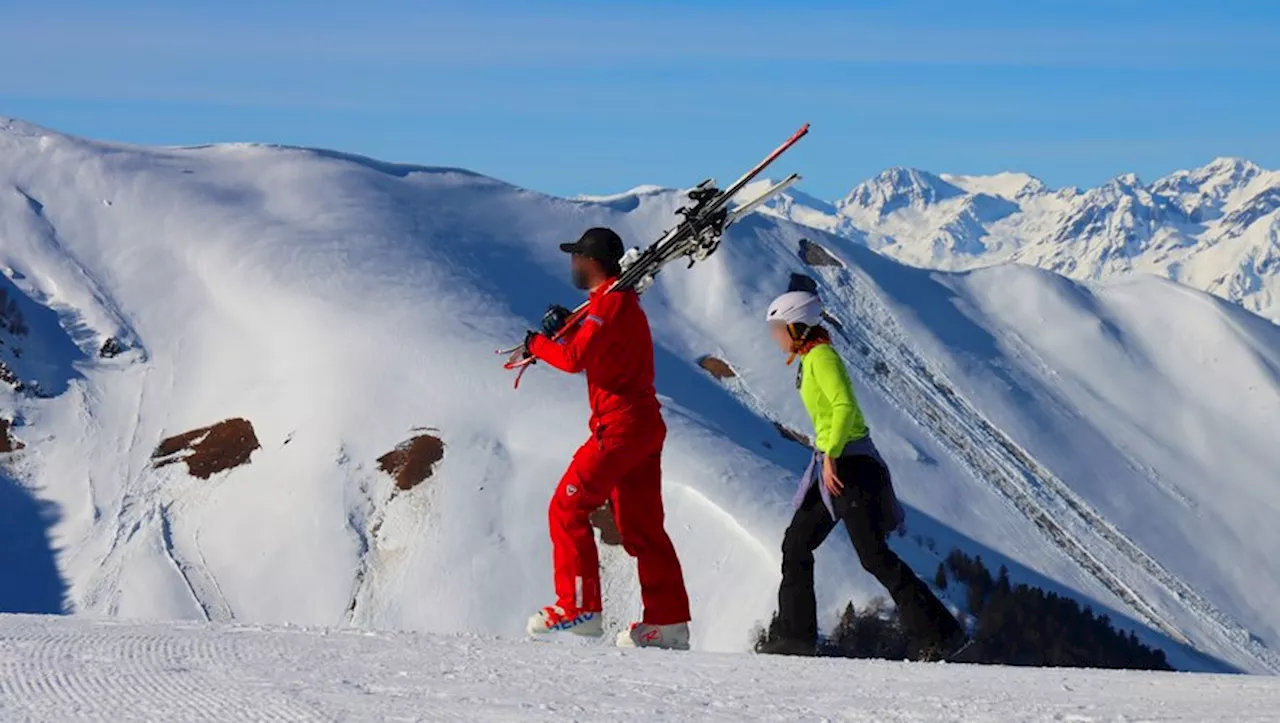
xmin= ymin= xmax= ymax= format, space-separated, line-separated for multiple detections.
xmin=755 ymin=159 xmax=1280 ymax=323
xmin=1 ymin=119 xmax=1277 ymax=673
xmin=5 ymin=614 xmax=1280 ymax=722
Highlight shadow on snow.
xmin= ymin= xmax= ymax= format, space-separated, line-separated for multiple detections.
xmin=0 ymin=472 xmax=68 ymax=614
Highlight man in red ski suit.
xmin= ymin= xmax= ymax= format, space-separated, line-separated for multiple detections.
xmin=521 ymin=227 xmax=692 ymax=650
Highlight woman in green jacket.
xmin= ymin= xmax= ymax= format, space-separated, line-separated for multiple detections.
xmin=760 ymin=289 xmax=965 ymax=658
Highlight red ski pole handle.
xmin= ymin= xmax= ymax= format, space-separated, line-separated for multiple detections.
xmin=497 ymin=305 xmax=590 ymax=389
xmin=513 ymin=363 xmax=531 ymax=389
xmin=503 ymin=356 xmax=535 ymax=372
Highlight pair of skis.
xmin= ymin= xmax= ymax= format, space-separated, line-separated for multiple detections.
xmin=500 ymin=123 xmax=811 ymax=388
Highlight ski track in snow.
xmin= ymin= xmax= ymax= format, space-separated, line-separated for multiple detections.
xmin=7 ymin=186 xmax=144 ymax=358
xmin=344 ymin=461 xmax=439 ymax=628
xmin=2 ymin=614 xmax=1279 ymax=722
xmin=163 ymin=488 xmax=235 ymax=623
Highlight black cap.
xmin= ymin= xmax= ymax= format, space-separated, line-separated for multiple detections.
xmin=560 ymin=227 xmax=625 ymax=266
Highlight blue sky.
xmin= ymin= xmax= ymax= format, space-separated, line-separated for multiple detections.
xmin=2 ymin=0 xmax=1278 ymax=199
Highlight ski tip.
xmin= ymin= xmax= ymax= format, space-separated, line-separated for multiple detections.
xmin=780 ymin=123 xmax=810 ymax=147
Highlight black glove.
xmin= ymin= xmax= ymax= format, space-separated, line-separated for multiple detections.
xmin=541 ymin=304 xmax=572 ymax=336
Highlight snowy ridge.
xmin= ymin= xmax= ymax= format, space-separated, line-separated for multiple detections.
xmin=0 ymin=119 xmax=1278 ymax=675
xmin=754 ymin=159 xmax=1280 ymax=323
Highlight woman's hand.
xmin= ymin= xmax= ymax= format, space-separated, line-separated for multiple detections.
xmin=822 ymin=454 xmax=844 ymax=496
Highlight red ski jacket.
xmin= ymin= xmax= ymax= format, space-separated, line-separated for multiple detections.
xmin=528 ymin=282 xmax=661 ymax=430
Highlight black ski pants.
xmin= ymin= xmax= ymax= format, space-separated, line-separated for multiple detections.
xmin=777 ymin=455 xmax=961 ymax=646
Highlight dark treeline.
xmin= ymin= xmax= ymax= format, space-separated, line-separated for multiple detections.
xmin=756 ymin=548 xmax=1173 ymax=671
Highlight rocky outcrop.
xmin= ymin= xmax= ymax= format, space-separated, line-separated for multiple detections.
xmin=0 ymin=360 xmax=19 ymax=391
xmin=378 ymin=432 xmax=445 ymax=490
xmin=98 ymin=337 xmax=125 ymax=359
xmin=152 ymin=418 xmax=260 ymax=479
xmin=697 ymin=355 xmax=736 ymax=379
xmin=0 ymin=418 xmax=24 ymax=453
xmin=799 ymin=239 xmax=842 ymax=267
xmin=590 ymin=501 xmax=622 ymax=546
xmin=773 ymin=421 xmax=812 ymax=450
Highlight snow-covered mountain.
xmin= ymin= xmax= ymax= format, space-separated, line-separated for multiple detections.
xmin=749 ymin=158 xmax=1280 ymax=323
xmin=2 ymin=119 xmax=1279 ymax=676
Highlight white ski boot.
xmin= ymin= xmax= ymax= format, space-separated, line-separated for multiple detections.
xmin=526 ymin=606 xmax=604 ymax=638
xmin=616 ymin=622 xmax=690 ymax=650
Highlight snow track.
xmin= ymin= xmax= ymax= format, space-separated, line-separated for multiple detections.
xmin=161 ymin=494 xmax=235 ymax=624
xmin=343 ymin=468 xmax=423 ymax=627
xmin=3 ymin=614 xmax=1279 ymax=722
xmin=4 ymin=186 xmax=143 ymax=360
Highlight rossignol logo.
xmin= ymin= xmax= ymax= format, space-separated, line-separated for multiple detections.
xmin=550 ymin=612 xmax=596 ymax=631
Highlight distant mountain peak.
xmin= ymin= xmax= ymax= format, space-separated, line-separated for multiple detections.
xmin=1153 ymin=157 xmax=1265 ymax=201
xmin=1203 ymin=156 xmax=1260 ymax=174
xmin=839 ymin=167 xmax=964 ymax=218
xmin=1111 ymin=172 xmax=1144 ymax=188
xmin=757 ymin=157 xmax=1279 ymax=323
xmin=940 ymin=171 xmax=1048 ymax=201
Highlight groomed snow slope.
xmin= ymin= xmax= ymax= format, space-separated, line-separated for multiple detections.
xmin=3 ymin=614 xmax=1279 ymax=722
xmin=1 ymin=119 xmax=1278 ymax=674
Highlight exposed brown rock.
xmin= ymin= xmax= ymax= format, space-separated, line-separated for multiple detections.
xmin=0 ymin=418 xmax=24 ymax=453
xmin=590 ymin=501 xmax=623 ymax=546
xmin=773 ymin=421 xmax=813 ymax=450
xmin=798 ymin=239 xmax=843 ymax=267
xmin=378 ymin=432 xmax=445 ymax=490
xmin=697 ymin=355 xmax=736 ymax=379
xmin=152 ymin=418 xmax=260 ymax=479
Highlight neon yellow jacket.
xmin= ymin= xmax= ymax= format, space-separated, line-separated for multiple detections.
xmin=799 ymin=343 xmax=869 ymax=457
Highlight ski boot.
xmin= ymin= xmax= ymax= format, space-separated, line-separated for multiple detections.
xmin=756 ymin=636 xmax=816 ymax=657
xmin=526 ymin=606 xmax=604 ymax=638
xmin=616 ymin=622 xmax=691 ymax=650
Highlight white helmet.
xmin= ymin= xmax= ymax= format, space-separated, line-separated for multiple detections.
xmin=766 ymin=290 xmax=822 ymax=327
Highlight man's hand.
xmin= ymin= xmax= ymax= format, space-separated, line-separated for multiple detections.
xmin=822 ymin=454 xmax=844 ymax=496
xmin=507 ymin=330 xmax=539 ymax=366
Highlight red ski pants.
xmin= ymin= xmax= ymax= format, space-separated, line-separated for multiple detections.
xmin=548 ymin=417 xmax=691 ymax=625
